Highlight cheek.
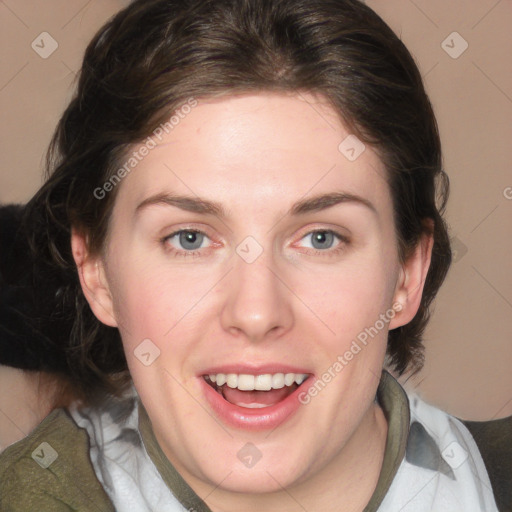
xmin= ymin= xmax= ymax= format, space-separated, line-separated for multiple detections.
xmin=107 ymin=258 xmax=218 ymax=353
xmin=299 ymin=252 xmax=397 ymax=339
xmin=104 ymin=252 xmax=168 ymax=339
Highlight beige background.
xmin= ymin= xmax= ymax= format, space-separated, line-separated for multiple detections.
xmin=0 ymin=0 xmax=511 ymax=428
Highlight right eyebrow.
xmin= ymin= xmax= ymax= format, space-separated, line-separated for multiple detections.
xmin=135 ymin=193 xmax=228 ymax=218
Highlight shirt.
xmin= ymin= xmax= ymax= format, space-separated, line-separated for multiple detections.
xmin=0 ymin=371 xmax=499 ymax=511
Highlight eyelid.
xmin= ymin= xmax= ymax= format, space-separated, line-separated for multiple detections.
xmin=160 ymin=225 xmax=222 ymax=256
xmin=159 ymin=224 xmax=350 ymax=258
xmin=289 ymin=227 xmax=351 ymax=258
xmin=164 ymin=228 xmax=210 ymax=245
xmin=160 ymin=223 xmax=216 ymax=241
xmin=293 ymin=224 xmax=350 ymax=243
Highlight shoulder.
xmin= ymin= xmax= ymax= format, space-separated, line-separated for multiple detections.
xmin=380 ymin=393 xmax=499 ymax=512
xmin=406 ymin=393 xmax=495 ymax=486
xmin=0 ymin=407 xmax=115 ymax=511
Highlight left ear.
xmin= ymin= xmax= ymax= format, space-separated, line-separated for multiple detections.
xmin=389 ymin=224 xmax=434 ymax=329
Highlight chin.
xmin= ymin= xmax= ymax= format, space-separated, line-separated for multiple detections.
xmin=204 ymin=461 xmax=304 ymax=494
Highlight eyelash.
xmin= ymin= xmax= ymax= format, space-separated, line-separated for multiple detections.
xmin=161 ymin=229 xmax=213 ymax=259
xmin=295 ymin=230 xmax=349 ymax=258
xmin=161 ymin=228 xmax=349 ymax=259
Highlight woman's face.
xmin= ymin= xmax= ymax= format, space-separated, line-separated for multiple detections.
xmin=77 ymin=92 xmax=423 ymax=496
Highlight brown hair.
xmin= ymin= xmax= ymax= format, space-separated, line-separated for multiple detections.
xmin=24 ymin=0 xmax=451 ymax=404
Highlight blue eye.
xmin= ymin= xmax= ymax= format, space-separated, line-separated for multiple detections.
xmin=165 ymin=230 xmax=209 ymax=252
xmin=301 ymin=230 xmax=340 ymax=250
xmin=179 ymin=231 xmax=205 ymax=250
xmin=310 ymin=231 xmax=335 ymax=250
xmin=161 ymin=228 xmax=346 ymax=259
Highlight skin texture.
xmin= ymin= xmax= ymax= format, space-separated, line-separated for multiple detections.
xmin=73 ymin=92 xmax=433 ymax=512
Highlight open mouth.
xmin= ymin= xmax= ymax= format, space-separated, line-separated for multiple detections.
xmin=203 ymin=373 xmax=310 ymax=409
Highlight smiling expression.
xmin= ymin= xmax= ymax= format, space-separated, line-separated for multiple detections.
xmin=74 ymin=92 xmax=427 ymax=503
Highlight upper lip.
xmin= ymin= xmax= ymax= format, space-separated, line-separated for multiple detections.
xmin=199 ymin=364 xmax=313 ymax=376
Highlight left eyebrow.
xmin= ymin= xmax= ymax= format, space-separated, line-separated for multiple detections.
xmin=289 ymin=192 xmax=377 ymax=216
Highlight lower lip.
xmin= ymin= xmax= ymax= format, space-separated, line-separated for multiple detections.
xmin=200 ymin=377 xmax=310 ymax=430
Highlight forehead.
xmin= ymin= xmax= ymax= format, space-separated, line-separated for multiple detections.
xmin=112 ymin=92 xmax=391 ymax=221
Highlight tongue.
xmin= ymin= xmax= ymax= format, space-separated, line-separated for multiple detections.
xmin=222 ymin=384 xmax=297 ymax=407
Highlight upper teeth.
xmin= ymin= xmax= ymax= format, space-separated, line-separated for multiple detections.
xmin=207 ymin=373 xmax=308 ymax=391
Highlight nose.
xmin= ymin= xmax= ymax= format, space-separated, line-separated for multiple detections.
xmin=220 ymin=248 xmax=294 ymax=343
